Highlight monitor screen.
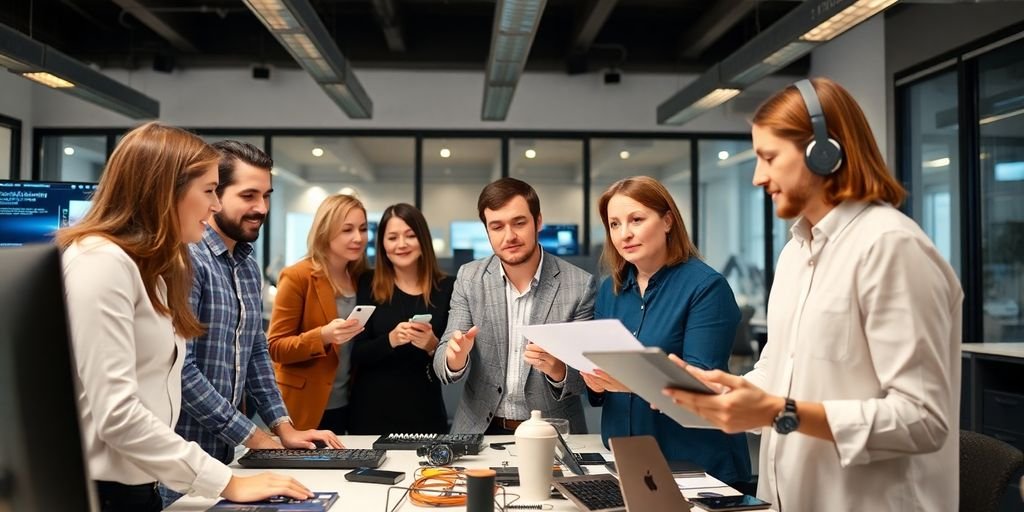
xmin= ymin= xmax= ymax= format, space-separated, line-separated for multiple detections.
xmin=0 ymin=181 xmax=97 ymax=247
xmin=539 ymin=224 xmax=579 ymax=256
xmin=366 ymin=220 xmax=378 ymax=259
xmin=450 ymin=220 xmax=493 ymax=259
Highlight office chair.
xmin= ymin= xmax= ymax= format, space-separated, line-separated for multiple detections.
xmin=959 ymin=430 xmax=1024 ymax=512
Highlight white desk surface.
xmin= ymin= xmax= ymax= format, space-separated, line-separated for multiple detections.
xmin=167 ymin=434 xmax=742 ymax=511
xmin=961 ymin=342 xmax=1024 ymax=359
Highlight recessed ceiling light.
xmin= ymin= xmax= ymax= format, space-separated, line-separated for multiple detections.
xmin=718 ymin=150 xmax=729 ymax=160
xmin=63 ymin=147 xmax=75 ymax=156
xmin=619 ymin=150 xmax=630 ymax=160
xmin=440 ymin=147 xmax=451 ymax=158
xmin=311 ymin=147 xmax=324 ymax=157
xmin=524 ymin=149 xmax=537 ymax=159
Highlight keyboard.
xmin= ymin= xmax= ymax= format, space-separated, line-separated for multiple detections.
xmin=237 ymin=448 xmax=387 ymax=469
xmin=552 ymin=475 xmax=625 ymax=512
xmin=372 ymin=433 xmax=484 ymax=454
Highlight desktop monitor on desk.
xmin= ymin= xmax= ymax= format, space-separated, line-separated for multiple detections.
xmin=450 ymin=221 xmax=493 ymax=260
xmin=0 ymin=181 xmax=96 ymax=247
xmin=0 ymin=244 xmax=96 ymax=511
xmin=538 ymin=224 xmax=579 ymax=256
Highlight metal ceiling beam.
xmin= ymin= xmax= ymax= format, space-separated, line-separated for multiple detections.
xmin=110 ymin=0 xmax=199 ymax=53
xmin=676 ymin=0 xmax=756 ymax=60
xmin=370 ymin=0 xmax=406 ymax=52
xmin=570 ymin=0 xmax=618 ymax=53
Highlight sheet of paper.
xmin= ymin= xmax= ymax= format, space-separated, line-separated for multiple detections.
xmin=522 ymin=319 xmax=644 ymax=374
xmin=675 ymin=474 xmax=729 ymax=490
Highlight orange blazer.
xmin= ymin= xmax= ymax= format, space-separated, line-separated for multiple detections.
xmin=267 ymin=258 xmax=346 ymax=430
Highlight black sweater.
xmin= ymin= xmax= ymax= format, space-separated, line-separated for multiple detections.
xmin=347 ymin=272 xmax=454 ymax=434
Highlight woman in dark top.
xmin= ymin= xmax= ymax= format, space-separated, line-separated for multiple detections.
xmin=349 ymin=203 xmax=453 ymax=434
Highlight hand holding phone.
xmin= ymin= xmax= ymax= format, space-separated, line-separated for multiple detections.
xmin=409 ymin=313 xmax=432 ymax=324
xmin=346 ymin=305 xmax=376 ymax=327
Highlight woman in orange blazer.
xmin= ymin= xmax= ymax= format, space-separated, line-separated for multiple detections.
xmin=268 ymin=194 xmax=369 ymax=432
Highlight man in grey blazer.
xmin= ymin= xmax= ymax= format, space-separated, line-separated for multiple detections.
xmin=433 ymin=178 xmax=597 ymax=435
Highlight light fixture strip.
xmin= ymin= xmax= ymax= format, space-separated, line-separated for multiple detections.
xmin=801 ymin=0 xmax=898 ymax=42
xmin=22 ymin=72 xmax=74 ymax=88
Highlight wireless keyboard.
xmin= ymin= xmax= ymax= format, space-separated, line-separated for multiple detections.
xmin=372 ymin=433 xmax=485 ymax=454
xmin=237 ymin=448 xmax=387 ymax=469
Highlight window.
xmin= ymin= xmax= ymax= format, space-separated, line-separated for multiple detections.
xmin=510 ymin=138 xmax=584 ymax=263
xmin=698 ymin=139 xmax=766 ymax=318
xmin=39 ymin=136 xmax=107 ymax=182
xmin=421 ymin=138 xmax=501 ymax=267
xmin=979 ymin=39 xmax=1024 ymax=342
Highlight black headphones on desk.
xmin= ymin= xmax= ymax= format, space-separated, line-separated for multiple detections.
xmin=793 ymin=79 xmax=844 ymax=176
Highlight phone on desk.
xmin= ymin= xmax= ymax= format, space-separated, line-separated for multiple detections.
xmin=346 ymin=305 xmax=376 ymax=327
xmin=409 ymin=313 xmax=433 ymax=324
xmin=688 ymin=495 xmax=771 ymax=511
xmin=344 ymin=468 xmax=405 ymax=485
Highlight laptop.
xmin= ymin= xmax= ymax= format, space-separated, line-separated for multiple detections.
xmin=551 ymin=436 xmax=692 ymax=512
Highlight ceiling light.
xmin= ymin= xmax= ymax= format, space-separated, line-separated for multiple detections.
xmin=63 ymin=147 xmax=75 ymax=156
xmin=311 ymin=147 xmax=324 ymax=157
xmin=524 ymin=148 xmax=537 ymax=159
xmin=658 ymin=0 xmax=900 ymax=126
xmin=619 ymin=150 xmax=630 ymax=160
xmin=339 ymin=186 xmax=356 ymax=196
xmin=923 ymin=157 xmax=950 ymax=168
xmin=481 ymin=0 xmax=548 ymax=121
xmin=718 ymin=151 xmax=729 ymax=160
xmin=440 ymin=147 xmax=452 ymax=158
xmin=1 ymin=22 xmax=159 ymax=118
xmin=243 ymin=0 xmax=372 ymax=118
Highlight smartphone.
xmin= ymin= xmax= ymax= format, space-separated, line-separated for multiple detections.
xmin=346 ymin=305 xmax=376 ymax=327
xmin=344 ymin=468 xmax=405 ymax=485
xmin=688 ymin=495 xmax=771 ymax=511
xmin=409 ymin=313 xmax=433 ymax=324
xmin=575 ymin=452 xmax=606 ymax=465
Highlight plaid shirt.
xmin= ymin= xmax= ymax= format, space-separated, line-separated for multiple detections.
xmin=175 ymin=226 xmax=290 ymax=464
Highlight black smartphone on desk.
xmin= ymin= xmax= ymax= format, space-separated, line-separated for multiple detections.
xmin=689 ymin=494 xmax=771 ymax=511
xmin=344 ymin=468 xmax=405 ymax=485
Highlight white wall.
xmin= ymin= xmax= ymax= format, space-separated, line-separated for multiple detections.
xmin=810 ymin=15 xmax=888 ymax=159
xmin=24 ymin=67 xmax=761 ymax=133
xmin=0 ymin=72 xmax=34 ymax=178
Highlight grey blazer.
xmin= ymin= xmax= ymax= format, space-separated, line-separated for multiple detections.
xmin=433 ymin=252 xmax=597 ymax=434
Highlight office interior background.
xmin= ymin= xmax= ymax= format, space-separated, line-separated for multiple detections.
xmin=2 ymin=1 xmax=1024 ymax=508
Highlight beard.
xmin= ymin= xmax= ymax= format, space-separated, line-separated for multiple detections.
xmin=214 ymin=211 xmax=265 ymax=243
xmin=497 ymin=241 xmax=538 ymax=267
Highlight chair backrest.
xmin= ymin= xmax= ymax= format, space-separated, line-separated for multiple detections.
xmin=959 ymin=430 xmax=1024 ymax=512
xmin=731 ymin=305 xmax=755 ymax=356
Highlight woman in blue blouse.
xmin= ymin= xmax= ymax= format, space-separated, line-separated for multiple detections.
xmin=584 ymin=176 xmax=751 ymax=486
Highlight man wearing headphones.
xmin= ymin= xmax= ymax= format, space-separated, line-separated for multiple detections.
xmin=663 ymin=78 xmax=962 ymax=511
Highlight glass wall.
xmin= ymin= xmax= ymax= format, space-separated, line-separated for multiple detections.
xmin=39 ymin=135 xmax=107 ymax=182
xmin=0 ymin=126 xmax=11 ymax=179
xmin=422 ymin=138 xmax=501 ymax=269
xmin=698 ymin=140 xmax=766 ymax=319
xmin=902 ymin=70 xmax=961 ymax=274
xmin=268 ymin=136 xmax=415 ymax=277
xmin=509 ymin=138 xmax=585 ymax=267
xmin=589 ymin=138 xmax=692 ymax=277
xmin=979 ymin=39 xmax=1024 ymax=342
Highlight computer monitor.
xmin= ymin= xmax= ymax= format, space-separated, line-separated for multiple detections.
xmin=450 ymin=220 xmax=493 ymax=259
xmin=366 ymin=220 xmax=379 ymax=259
xmin=0 ymin=181 xmax=97 ymax=247
xmin=0 ymin=244 xmax=96 ymax=511
xmin=538 ymin=224 xmax=579 ymax=256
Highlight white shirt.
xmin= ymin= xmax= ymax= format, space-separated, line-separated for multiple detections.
xmin=495 ymin=251 xmax=544 ymax=420
xmin=63 ymin=237 xmax=232 ymax=498
xmin=745 ymin=201 xmax=962 ymax=512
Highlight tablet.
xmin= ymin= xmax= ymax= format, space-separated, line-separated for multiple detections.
xmin=583 ymin=348 xmax=717 ymax=429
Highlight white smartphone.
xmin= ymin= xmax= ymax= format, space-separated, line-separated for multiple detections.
xmin=409 ymin=313 xmax=433 ymax=324
xmin=346 ymin=305 xmax=376 ymax=327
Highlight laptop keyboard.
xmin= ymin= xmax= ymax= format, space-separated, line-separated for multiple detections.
xmin=558 ymin=478 xmax=625 ymax=510
xmin=237 ymin=448 xmax=386 ymax=469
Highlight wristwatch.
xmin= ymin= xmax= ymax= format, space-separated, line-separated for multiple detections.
xmin=772 ymin=397 xmax=799 ymax=434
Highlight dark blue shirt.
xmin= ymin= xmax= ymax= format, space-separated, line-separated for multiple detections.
xmin=593 ymin=259 xmax=751 ymax=484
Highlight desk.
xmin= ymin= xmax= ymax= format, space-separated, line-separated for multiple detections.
xmin=167 ymin=434 xmax=742 ymax=511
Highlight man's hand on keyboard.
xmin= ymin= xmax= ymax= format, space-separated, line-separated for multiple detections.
xmin=245 ymin=428 xmax=285 ymax=450
xmin=278 ymin=422 xmax=344 ymax=449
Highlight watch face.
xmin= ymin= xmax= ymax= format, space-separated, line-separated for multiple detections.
xmin=775 ymin=415 xmax=799 ymax=434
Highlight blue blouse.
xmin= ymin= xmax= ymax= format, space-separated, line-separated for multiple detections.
xmin=592 ymin=259 xmax=751 ymax=484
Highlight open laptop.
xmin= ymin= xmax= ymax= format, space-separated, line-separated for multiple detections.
xmin=551 ymin=436 xmax=692 ymax=512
